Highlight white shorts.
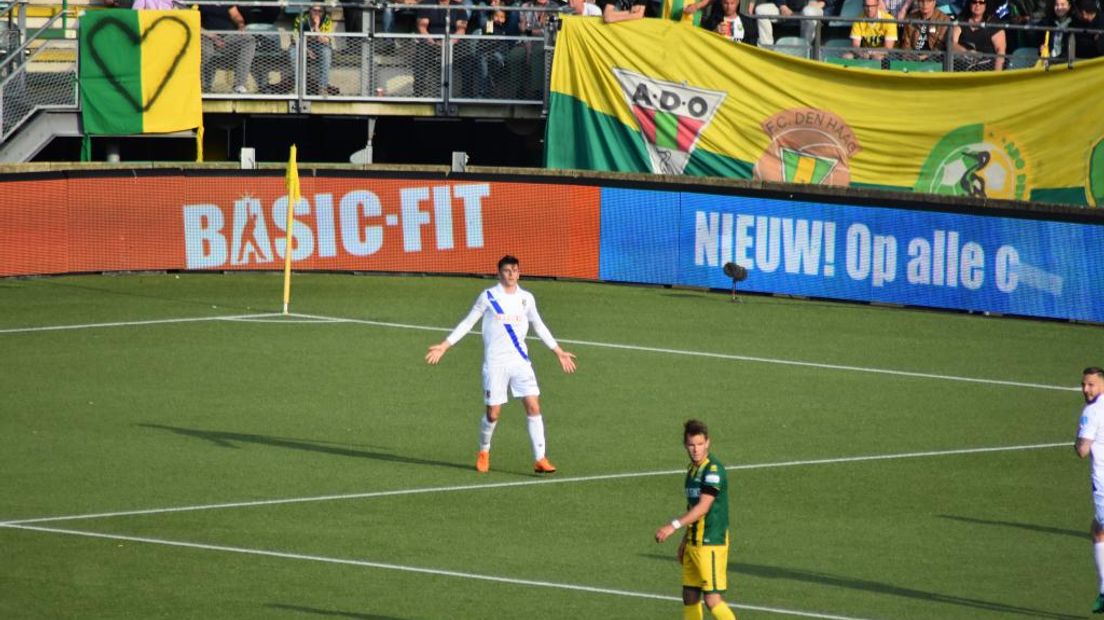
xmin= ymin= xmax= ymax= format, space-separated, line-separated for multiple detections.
xmin=1093 ymin=492 xmax=1104 ymax=526
xmin=482 ymin=362 xmax=540 ymax=406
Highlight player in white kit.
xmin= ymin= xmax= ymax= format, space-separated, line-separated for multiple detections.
xmin=426 ymin=256 xmax=577 ymax=474
xmin=1076 ymin=366 xmax=1104 ymax=614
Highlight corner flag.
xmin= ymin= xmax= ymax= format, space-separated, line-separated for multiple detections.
xmin=282 ymin=145 xmax=300 ymax=315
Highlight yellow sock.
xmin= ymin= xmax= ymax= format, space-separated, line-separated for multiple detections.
xmin=708 ymin=601 xmax=736 ymax=620
xmin=682 ymin=603 xmax=704 ymax=620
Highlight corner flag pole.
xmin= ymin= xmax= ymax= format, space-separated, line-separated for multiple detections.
xmin=282 ymin=144 xmax=300 ymax=316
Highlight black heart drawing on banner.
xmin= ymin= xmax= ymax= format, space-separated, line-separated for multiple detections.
xmin=85 ymin=14 xmax=193 ymax=114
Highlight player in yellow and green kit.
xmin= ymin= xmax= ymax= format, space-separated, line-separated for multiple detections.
xmin=655 ymin=419 xmax=736 ymax=620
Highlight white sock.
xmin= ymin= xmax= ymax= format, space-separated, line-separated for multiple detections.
xmin=527 ymin=414 xmax=546 ymax=461
xmin=478 ymin=415 xmax=497 ymax=453
xmin=1095 ymin=541 xmax=1104 ymax=592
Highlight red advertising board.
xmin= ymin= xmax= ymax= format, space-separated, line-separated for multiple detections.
xmin=0 ymin=174 xmax=601 ymax=279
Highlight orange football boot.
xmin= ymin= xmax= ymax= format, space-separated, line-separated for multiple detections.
xmin=475 ymin=450 xmax=490 ymax=473
xmin=533 ymin=457 xmax=557 ymax=474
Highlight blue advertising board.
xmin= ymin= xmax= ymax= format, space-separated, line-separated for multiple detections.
xmin=599 ymin=188 xmax=1104 ymax=322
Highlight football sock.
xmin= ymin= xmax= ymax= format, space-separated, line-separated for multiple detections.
xmin=682 ymin=603 xmax=703 ymax=620
xmin=478 ymin=415 xmax=497 ymax=452
xmin=527 ymin=414 xmax=546 ymax=461
xmin=708 ymin=601 xmax=736 ymax=620
xmin=1095 ymin=541 xmax=1104 ymax=593
xmin=523 ymin=414 xmax=545 ymax=458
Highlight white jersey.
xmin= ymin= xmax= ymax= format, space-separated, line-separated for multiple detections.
xmin=1078 ymin=396 xmax=1104 ymax=493
xmin=445 ymin=284 xmax=558 ymax=367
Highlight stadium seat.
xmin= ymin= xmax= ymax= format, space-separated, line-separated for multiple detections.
xmin=1008 ymin=47 xmax=1040 ymax=70
xmin=830 ymin=0 xmax=862 ymax=27
xmin=819 ymin=37 xmax=852 ymax=61
xmin=774 ymin=36 xmax=811 ymax=59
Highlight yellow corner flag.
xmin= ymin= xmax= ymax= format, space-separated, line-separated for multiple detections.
xmin=282 ymin=145 xmax=300 ymax=315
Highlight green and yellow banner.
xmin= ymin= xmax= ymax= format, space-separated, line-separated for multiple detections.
xmin=79 ymin=9 xmax=201 ymax=135
xmin=546 ymin=17 xmax=1104 ymax=206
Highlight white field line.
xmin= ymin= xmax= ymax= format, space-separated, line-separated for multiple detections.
xmin=0 ymin=313 xmax=286 ymax=334
xmin=0 ymin=523 xmax=879 ymax=620
xmin=0 ymin=310 xmax=1076 ymax=392
xmin=288 ymin=313 xmax=1078 ymax=393
xmin=1 ymin=442 xmax=1066 ymax=527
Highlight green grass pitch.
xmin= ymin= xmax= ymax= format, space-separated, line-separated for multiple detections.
xmin=0 ymin=272 xmax=1097 ymax=619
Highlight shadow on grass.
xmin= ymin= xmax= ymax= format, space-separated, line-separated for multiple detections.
xmin=30 ymin=277 xmax=257 ymax=313
xmin=266 ymin=603 xmax=409 ymax=619
xmin=640 ymin=553 xmax=1080 ymax=619
xmin=138 ymin=423 xmax=474 ymax=473
xmin=940 ymin=514 xmax=1085 ymax=539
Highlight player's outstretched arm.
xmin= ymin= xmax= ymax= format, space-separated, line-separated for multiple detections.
xmin=553 ymin=347 xmax=576 ymax=374
xmin=426 ymin=341 xmax=452 ymax=365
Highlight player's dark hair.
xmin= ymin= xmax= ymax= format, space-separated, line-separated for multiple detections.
xmin=1085 ymin=367 xmax=1104 ymax=379
xmin=1076 ymin=0 xmax=1098 ymax=13
xmin=684 ymin=419 xmax=709 ymax=440
xmin=498 ymin=255 xmax=520 ymax=271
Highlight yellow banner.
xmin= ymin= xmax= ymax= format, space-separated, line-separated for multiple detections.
xmin=548 ymin=17 xmax=1104 ymax=205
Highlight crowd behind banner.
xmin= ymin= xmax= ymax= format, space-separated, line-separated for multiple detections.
xmin=93 ymin=0 xmax=1104 ymax=100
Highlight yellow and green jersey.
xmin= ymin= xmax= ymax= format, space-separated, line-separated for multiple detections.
xmin=684 ymin=453 xmax=729 ymax=546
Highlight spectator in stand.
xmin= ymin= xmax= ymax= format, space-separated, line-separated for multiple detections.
xmin=470 ymin=0 xmax=521 ymax=33
xmin=519 ymin=0 xmax=553 ymax=35
xmin=289 ymin=4 xmax=336 ymax=95
xmin=461 ymin=0 xmax=518 ymax=98
xmin=898 ymin=0 xmax=950 ymax=58
xmin=414 ymin=0 xmax=468 ymax=95
xmin=569 ymin=0 xmax=605 ymax=14
xmin=755 ymin=0 xmax=825 ymax=46
xmin=598 ymin=0 xmax=648 ymax=22
xmin=503 ymin=0 xmax=553 ymax=98
xmin=849 ymin=0 xmax=898 ymax=57
xmin=1072 ymin=0 xmax=1104 ymax=58
xmin=467 ymin=7 xmax=512 ymax=97
xmin=199 ymin=2 xmax=256 ymax=94
xmin=1036 ymin=0 xmax=1075 ymax=56
xmin=381 ymin=0 xmax=423 ymax=36
xmin=991 ymin=0 xmax=1043 ymax=50
xmin=705 ymin=0 xmax=759 ymax=43
xmin=952 ymin=0 xmax=1006 ymax=70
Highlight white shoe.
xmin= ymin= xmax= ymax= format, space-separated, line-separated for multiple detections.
xmin=233 ymin=85 xmax=248 ymax=94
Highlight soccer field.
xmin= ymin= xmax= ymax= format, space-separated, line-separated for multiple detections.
xmin=0 ymin=272 xmax=1096 ymax=619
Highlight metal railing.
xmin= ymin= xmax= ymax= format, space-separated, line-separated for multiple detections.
xmin=195 ymin=1 xmax=560 ymax=114
xmin=0 ymin=3 xmax=77 ymax=143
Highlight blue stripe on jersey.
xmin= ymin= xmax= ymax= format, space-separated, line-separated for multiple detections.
xmin=486 ymin=291 xmax=530 ymax=362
